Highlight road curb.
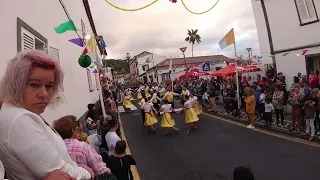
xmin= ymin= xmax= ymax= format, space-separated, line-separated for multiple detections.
xmin=204 ymin=110 xmax=320 ymax=144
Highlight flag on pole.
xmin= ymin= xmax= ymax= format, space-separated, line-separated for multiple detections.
xmin=87 ymin=36 xmax=95 ymax=54
xmin=54 ymin=20 xmax=76 ymax=34
xmin=219 ymin=28 xmax=235 ymax=50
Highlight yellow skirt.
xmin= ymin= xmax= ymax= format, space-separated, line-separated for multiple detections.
xmin=145 ymin=91 xmax=151 ymax=98
xmin=161 ymin=113 xmax=175 ymax=128
xmin=120 ymin=96 xmax=124 ymax=102
xmin=192 ymin=104 xmax=203 ymax=115
xmin=123 ymin=100 xmax=134 ymax=109
xmin=137 ymin=93 xmax=142 ymax=99
xmin=144 ymin=112 xmax=158 ymax=126
xmin=159 ymin=91 xmax=165 ymax=97
xmin=185 ymin=108 xmax=199 ymax=123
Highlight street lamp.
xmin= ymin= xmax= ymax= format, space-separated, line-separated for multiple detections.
xmin=246 ymin=48 xmax=252 ymax=58
xmin=180 ymin=47 xmax=187 ymax=78
xmin=125 ymin=53 xmax=131 ymax=63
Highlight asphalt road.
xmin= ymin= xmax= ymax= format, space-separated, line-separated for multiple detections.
xmin=119 ymin=101 xmax=320 ymax=180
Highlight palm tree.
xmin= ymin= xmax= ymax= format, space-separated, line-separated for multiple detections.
xmin=185 ymin=29 xmax=201 ymax=57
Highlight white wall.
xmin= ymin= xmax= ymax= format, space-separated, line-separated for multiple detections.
xmin=252 ymin=0 xmax=320 ymax=89
xmin=1 ymin=0 xmax=100 ymax=124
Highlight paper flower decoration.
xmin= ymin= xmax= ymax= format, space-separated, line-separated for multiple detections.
xmin=170 ymin=0 xmax=177 ymax=3
xmin=78 ymin=55 xmax=92 ymax=68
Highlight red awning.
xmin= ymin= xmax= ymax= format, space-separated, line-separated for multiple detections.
xmin=211 ymin=64 xmax=261 ymax=77
xmin=179 ymin=69 xmax=209 ymax=79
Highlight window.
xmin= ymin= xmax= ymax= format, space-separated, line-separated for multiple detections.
xmin=295 ymin=0 xmax=319 ymax=25
xmin=142 ymin=65 xmax=149 ymax=71
xmin=48 ymin=46 xmax=64 ymax=92
xmin=17 ymin=18 xmax=47 ymax=52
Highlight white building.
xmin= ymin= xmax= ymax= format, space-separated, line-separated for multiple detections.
xmin=133 ymin=51 xmax=166 ymax=83
xmin=1 ymin=0 xmax=104 ymax=124
xmin=147 ymin=55 xmax=230 ymax=83
xmin=252 ymin=0 xmax=320 ymax=88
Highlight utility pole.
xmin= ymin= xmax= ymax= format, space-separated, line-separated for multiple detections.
xmin=259 ymin=0 xmax=277 ymax=77
xmin=180 ymin=47 xmax=187 ymax=79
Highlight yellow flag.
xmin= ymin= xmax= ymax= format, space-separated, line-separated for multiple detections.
xmin=219 ymin=28 xmax=235 ymax=50
xmin=87 ymin=36 xmax=95 ymax=54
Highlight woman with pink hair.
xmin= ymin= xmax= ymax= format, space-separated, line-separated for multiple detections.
xmin=0 ymin=50 xmax=93 ymax=180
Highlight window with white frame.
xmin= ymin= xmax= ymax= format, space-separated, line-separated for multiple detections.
xmin=48 ymin=46 xmax=64 ymax=92
xmin=295 ymin=0 xmax=319 ymax=25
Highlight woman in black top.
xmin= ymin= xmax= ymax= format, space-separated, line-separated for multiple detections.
xmin=106 ymin=140 xmax=136 ymax=180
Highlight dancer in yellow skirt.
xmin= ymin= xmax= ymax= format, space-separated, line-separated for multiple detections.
xmin=162 ymin=87 xmax=180 ymax=109
xmin=190 ymin=94 xmax=202 ymax=116
xmin=137 ymin=85 xmax=144 ymax=99
xmin=158 ymin=99 xmax=180 ymax=135
xmin=184 ymin=95 xmax=199 ymax=133
xmin=181 ymin=87 xmax=190 ymax=104
xmin=145 ymin=85 xmax=151 ymax=99
xmin=159 ymin=85 xmax=166 ymax=98
xmin=123 ymin=94 xmax=134 ymax=113
xmin=141 ymin=98 xmax=158 ymax=133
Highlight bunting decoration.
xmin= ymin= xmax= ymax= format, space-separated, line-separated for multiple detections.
xmin=269 ymin=54 xmax=275 ymax=58
xmin=68 ymin=38 xmax=84 ymax=47
xmin=302 ymin=50 xmax=308 ymax=55
xmin=54 ymin=20 xmax=76 ymax=34
xmin=82 ymin=48 xmax=88 ymax=55
xmin=89 ymin=65 xmax=95 ymax=68
xmin=283 ymin=52 xmax=289 ymax=56
xmin=104 ymin=0 xmax=220 ymax=15
xmin=92 ymin=69 xmax=98 ymax=74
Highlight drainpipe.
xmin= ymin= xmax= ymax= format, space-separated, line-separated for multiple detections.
xmin=259 ymin=0 xmax=277 ymax=77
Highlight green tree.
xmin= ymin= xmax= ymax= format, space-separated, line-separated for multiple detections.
xmin=103 ymin=59 xmax=129 ymax=74
xmin=185 ymin=29 xmax=201 ymax=57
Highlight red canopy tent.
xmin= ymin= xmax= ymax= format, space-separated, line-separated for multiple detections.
xmin=178 ymin=69 xmax=209 ymax=79
xmin=211 ymin=64 xmax=261 ymax=77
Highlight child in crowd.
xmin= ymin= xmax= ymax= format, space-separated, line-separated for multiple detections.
xmin=264 ymin=98 xmax=274 ymax=127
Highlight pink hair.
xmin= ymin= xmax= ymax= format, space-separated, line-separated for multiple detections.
xmin=0 ymin=49 xmax=64 ymax=107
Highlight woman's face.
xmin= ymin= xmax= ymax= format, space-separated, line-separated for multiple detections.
xmin=23 ymin=67 xmax=55 ymax=114
xmin=294 ymin=88 xmax=299 ymax=93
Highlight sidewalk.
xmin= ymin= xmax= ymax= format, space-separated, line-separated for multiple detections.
xmin=203 ymin=102 xmax=320 ymax=143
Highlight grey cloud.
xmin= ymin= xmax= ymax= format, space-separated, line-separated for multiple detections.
xmin=90 ymin=0 xmax=259 ymax=58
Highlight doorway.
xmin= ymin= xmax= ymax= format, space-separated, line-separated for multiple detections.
xmin=305 ymin=54 xmax=320 ymax=74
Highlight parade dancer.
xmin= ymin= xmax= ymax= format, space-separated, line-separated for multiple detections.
xmin=123 ymin=91 xmax=134 ymax=113
xmin=159 ymin=85 xmax=166 ymax=98
xmin=139 ymin=94 xmax=146 ymax=124
xmin=184 ymin=95 xmax=199 ymax=133
xmin=158 ymin=99 xmax=180 ymax=135
xmin=141 ymin=98 xmax=158 ymax=133
xmin=181 ymin=86 xmax=190 ymax=104
xmin=150 ymin=90 xmax=162 ymax=114
xmin=145 ymin=85 xmax=151 ymax=99
xmin=190 ymin=94 xmax=202 ymax=116
xmin=137 ymin=86 xmax=144 ymax=100
xmin=162 ymin=87 xmax=179 ymax=109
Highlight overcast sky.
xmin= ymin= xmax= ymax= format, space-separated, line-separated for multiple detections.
xmin=89 ymin=0 xmax=260 ymax=59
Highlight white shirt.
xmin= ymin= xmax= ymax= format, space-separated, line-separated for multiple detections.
xmin=160 ymin=104 xmax=172 ymax=113
xmin=105 ymin=131 xmax=121 ymax=156
xmin=0 ymin=161 xmax=7 ymax=180
xmin=265 ymin=103 xmax=274 ymax=113
xmin=260 ymin=93 xmax=266 ymax=104
xmin=0 ymin=102 xmax=90 ymax=180
xmin=184 ymin=100 xmax=193 ymax=109
xmin=190 ymin=96 xmax=198 ymax=105
xmin=88 ymin=134 xmax=101 ymax=155
xmin=141 ymin=103 xmax=156 ymax=112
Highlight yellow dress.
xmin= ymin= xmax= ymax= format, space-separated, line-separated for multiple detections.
xmin=144 ymin=111 xmax=158 ymax=126
xmin=159 ymin=91 xmax=166 ymax=97
xmin=123 ymin=97 xmax=134 ymax=109
xmin=161 ymin=112 xmax=175 ymax=128
xmin=184 ymin=100 xmax=199 ymax=123
xmin=167 ymin=92 xmax=174 ymax=102
xmin=145 ymin=91 xmax=151 ymax=98
xmin=192 ymin=104 xmax=203 ymax=115
xmin=137 ymin=93 xmax=143 ymax=99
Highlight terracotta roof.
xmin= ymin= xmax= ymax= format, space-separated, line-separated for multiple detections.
xmin=147 ymin=55 xmax=231 ymax=71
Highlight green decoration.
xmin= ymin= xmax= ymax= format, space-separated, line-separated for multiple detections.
xmin=269 ymin=54 xmax=275 ymax=58
xmin=78 ymin=55 xmax=92 ymax=68
xmin=54 ymin=20 xmax=77 ymax=34
xmin=89 ymin=65 xmax=95 ymax=68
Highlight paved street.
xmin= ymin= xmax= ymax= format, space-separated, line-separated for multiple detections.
xmin=119 ymin=102 xmax=320 ymax=180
